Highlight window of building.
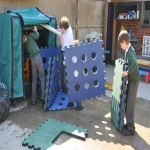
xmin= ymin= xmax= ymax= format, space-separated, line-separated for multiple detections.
xmin=141 ymin=1 xmax=150 ymax=27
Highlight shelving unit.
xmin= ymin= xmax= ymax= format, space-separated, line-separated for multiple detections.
xmin=115 ymin=2 xmax=140 ymax=20
xmin=104 ymin=0 xmax=150 ymax=64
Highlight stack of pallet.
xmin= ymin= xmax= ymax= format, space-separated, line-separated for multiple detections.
xmin=137 ymin=59 xmax=150 ymax=83
xmin=111 ymin=59 xmax=128 ymax=132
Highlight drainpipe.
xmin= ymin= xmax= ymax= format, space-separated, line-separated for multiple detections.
xmin=75 ymin=0 xmax=79 ymax=40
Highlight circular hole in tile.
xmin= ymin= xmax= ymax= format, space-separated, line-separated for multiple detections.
xmin=43 ymin=57 xmax=46 ymax=63
xmin=91 ymin=52 xmax=97 ymax=60
xmin=94 ymin=80 xmax=99 ymax=87
xmin=81 ymin=54 xmax=87 ymax=62
xmin=59 ymin=103 xmax=63 ymax=106
xmin=92 ymin=66 xmax=98 ymax=74
xmin=44 ymin=70 xmax=47 ymax=76
xmin=83 ymin=68 xmax=88 ymax=76
xmin=84 ymin=82 xmax=89 ymax=89
xmin=74 ymin=70 xmax=79 ymax=77
xmin=61 ymin=97 xmax=65 ymax=100
xmin=56 ymin=55 xmax=60 ymax=61
xmin=72 ymin=56 xmax=77 ymax=63
xmin=75 ymin=84 xmax=80 ymax=91
xmin=57 ymin=67 xmax=61 ymax=73
xmin=59 ymin=80 xmax=61 ymax=85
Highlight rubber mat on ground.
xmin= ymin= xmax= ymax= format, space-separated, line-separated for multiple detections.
xmin=22 ymin=118 xmax=88 ymax=150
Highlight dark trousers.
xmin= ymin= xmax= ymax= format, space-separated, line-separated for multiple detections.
xmin=125 ymin=79 xmax=139 ymax=129
xmin=31 ymin=55 xmax=45 ymax=101
xmin=61 ymin=61 xmax=67 ymax=93
xmin=60 ymin=57 xmax=82 ymax=107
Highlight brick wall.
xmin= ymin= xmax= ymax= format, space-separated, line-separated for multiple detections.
xmin=115 ymin=2 xmax=150 ymax=59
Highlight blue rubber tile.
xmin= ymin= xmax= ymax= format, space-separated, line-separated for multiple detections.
xmin=64 ymin=40 xmax=106 ymax=103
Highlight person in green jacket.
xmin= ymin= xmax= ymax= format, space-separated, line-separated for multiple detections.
xmin=23 ymin=26 xmax=45 ymax=105
xmin=118 ymin=30 xmax=140 ymax=136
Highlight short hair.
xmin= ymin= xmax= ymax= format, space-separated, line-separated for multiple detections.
xmin=118 ymin=30 xmax=130 ymax=44
xmin=60 ymin=16 xmax=69 ymax=30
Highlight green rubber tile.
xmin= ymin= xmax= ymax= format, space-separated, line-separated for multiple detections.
xmin=110 ymin=59 xmax=128 ymax=131
xmin=22 ymin=118 xmax=88 ymax=150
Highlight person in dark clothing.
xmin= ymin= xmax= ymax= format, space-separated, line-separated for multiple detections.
xmin=118 ymin=30 xmax=140 ymax=136
xmin=23 ymin=26 xmax=45 ymax=105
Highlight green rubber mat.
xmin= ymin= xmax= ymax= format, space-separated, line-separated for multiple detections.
xmin=22 ymin=118 xmax=88 ymax=150
xmin=110 ymin=59 xmax=128 ymax=132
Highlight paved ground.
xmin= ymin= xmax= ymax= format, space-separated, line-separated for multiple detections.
xmin=0 ymin=65 xmax=150 ymax=150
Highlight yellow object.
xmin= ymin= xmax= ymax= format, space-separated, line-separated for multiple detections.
xmin=137 ymin=59 xmax=150 ymax=67
xmin=105 ymin=81 xmax=113 ymax=91
xmin=120 ymin=25 xmax=124 ymax=32
xmin=24 ymin=58 xmax=30 ymax=82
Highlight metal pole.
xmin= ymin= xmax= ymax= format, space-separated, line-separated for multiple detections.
xmin=75 ymin=0 xmax=79 ymax=40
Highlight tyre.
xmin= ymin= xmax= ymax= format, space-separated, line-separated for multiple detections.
xmin=0 ymin=87 xmax=10 ymax=122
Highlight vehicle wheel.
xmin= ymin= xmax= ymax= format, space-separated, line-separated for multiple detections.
xmin=0 ymin=88 xmax=10 ymax=122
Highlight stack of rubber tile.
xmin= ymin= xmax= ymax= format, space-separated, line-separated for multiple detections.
xmin=43 ymin=56 xmax=62 ymax=110
xmin=110 ymin=58 xmax=128 ymax=132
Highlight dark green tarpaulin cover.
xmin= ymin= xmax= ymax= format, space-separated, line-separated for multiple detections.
xmin=8 ymin=7 xmax=50 ymax=26
xmin=12 ymin=17 xmax=23 ymax=98
xmin=0 ymin=13 xmax=11 ymax=95
xmin=0 ymin=8 xmax=57 ymax=98
xmin=0 ymin=13 xmax=23 ymax=98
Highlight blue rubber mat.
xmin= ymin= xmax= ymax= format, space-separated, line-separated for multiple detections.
xmin=64 ymin=40 xmax=106 ymax=103
xmin=49 ymin=91 xmax=76 ymax=110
